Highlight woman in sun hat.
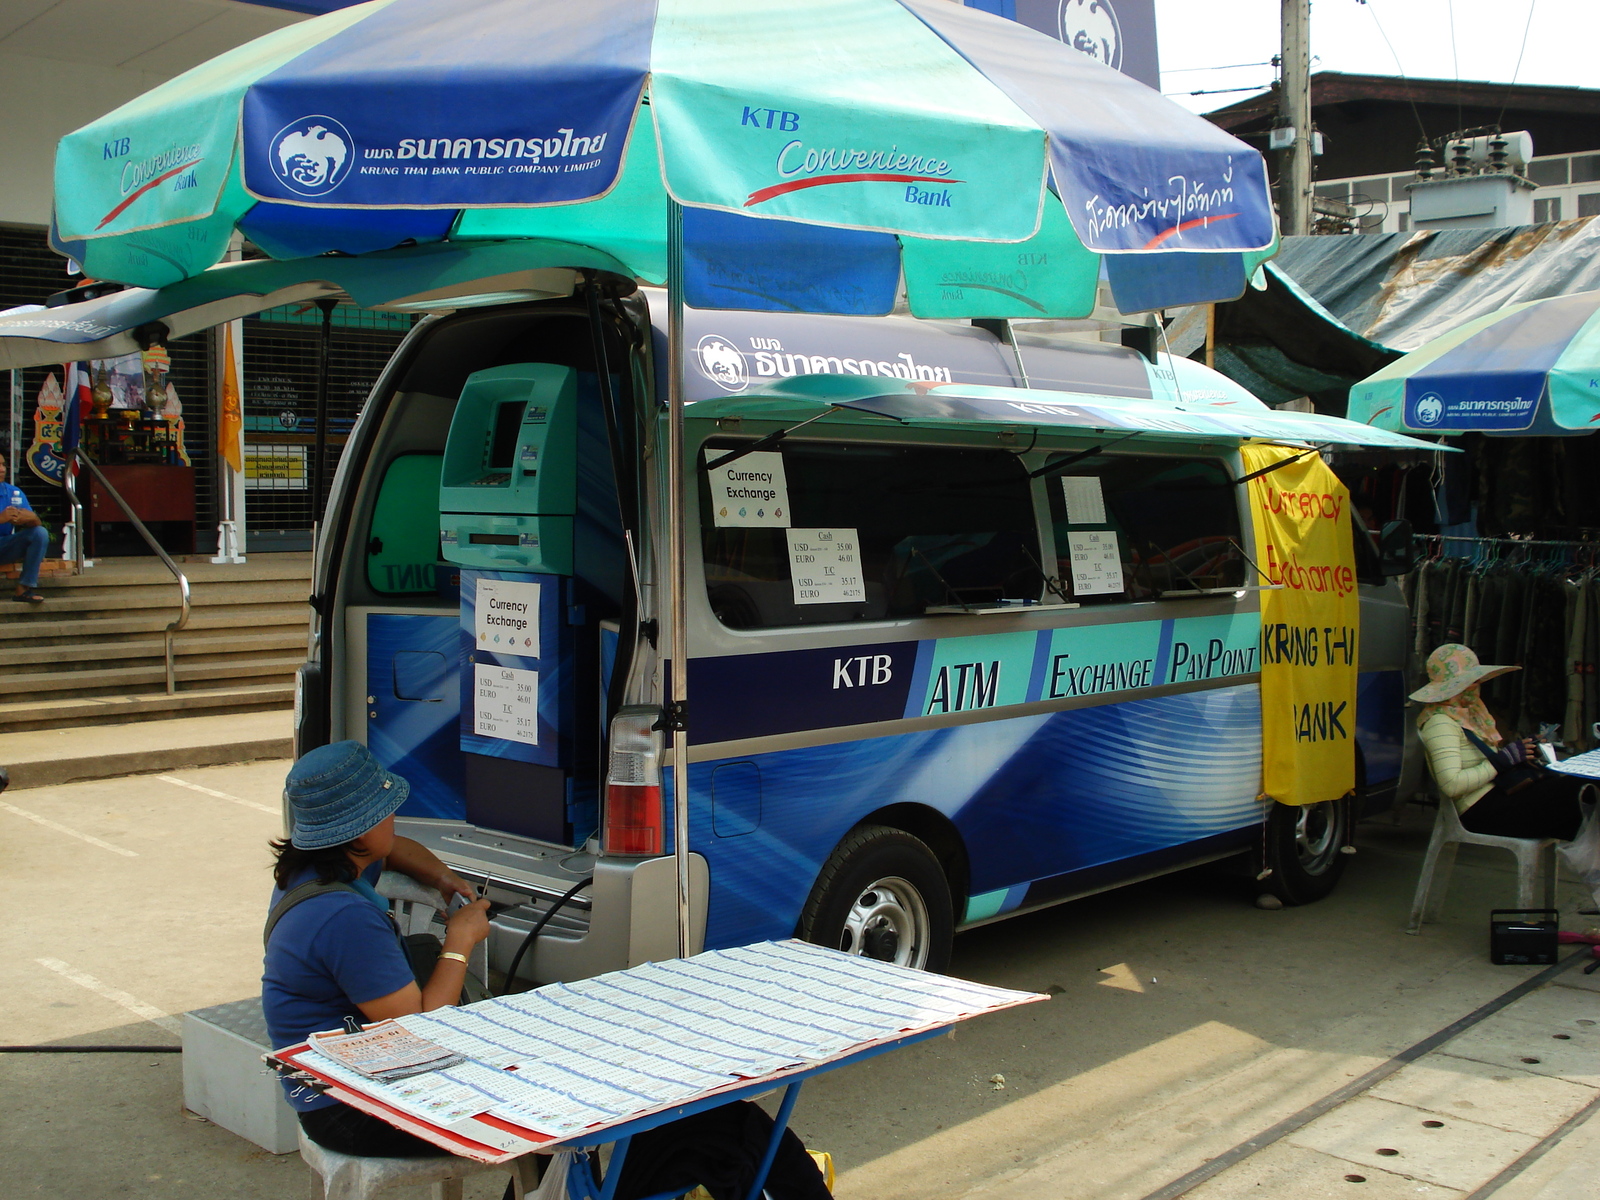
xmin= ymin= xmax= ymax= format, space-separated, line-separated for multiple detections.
xmin=1413 ymin=644 xmax=1586 ymax=840
xmin=264 ymin=744 xmax=833 ymax=1199
xmin=265 ymin=742 xmax=834 ymax=1200
xmin=262 ymin=740 xmax=492 ymax=1157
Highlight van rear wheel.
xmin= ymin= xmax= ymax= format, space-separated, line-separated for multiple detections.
xmin=799 ymin=826 xmax=953 ymax=973
xmin=1259 ymin=796 xmax=1352 ymax=905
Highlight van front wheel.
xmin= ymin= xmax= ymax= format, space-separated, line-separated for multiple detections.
xmin=799 ymin=826 xmax=954 ymax=973
xmin=1259 ymin=796 xmax=1352 ymax=905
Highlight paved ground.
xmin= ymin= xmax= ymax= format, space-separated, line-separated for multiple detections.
xmin=0 ymin=760 xmax=1594 ymax=1200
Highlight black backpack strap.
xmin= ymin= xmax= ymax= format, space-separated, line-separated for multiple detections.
xmin=263 ymin=880 xmax=361 ymax=949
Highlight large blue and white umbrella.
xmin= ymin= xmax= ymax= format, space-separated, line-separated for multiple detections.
xmin=1349 ymin=289 xmax=1600 ymax=435
xmin=52 ymin=0 xmax=1275 ymax=317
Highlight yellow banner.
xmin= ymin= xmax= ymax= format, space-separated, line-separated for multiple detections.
xmin=1242 ymin=445 xmax=1359 ymax=806
xmin=219 ymin=321 xmax=243 ymax=473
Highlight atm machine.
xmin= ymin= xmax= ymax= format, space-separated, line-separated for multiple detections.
xmin=440 ymin=362 xmax=586 ymax=843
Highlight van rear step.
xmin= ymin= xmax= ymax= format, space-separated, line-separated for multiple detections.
xmin=489 ymin=898 xmax=594 ymax=989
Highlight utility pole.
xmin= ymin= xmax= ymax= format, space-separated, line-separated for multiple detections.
xmin=1279 ymin=0 xmax=1312 ymax=235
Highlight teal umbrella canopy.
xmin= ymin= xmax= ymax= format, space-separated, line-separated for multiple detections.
xmin=709 ymin=373 xmax=1451 ymax=453
xmin=1348 ymin=289 xmax=1600 ymax=436
xmin=52 ymin=0 xmax=1276 ymax=318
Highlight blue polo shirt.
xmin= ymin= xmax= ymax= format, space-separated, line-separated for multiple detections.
xmin=1 ymin=482 xmax=30 ymax=537
xmin=261 ymin=862 xmax=416 ymax=1112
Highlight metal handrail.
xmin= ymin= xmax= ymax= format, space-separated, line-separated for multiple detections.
xmin=72 ymin=449 xmax=191 ymax=694
xmin=63 ymin=484 xmax=85 ymax=573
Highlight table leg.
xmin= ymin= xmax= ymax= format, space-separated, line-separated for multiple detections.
xmin=568 ymin=1136 xmax=633 ymax=1200
xmin=743 ymin=1082 xmax=803 ymax=1200
xmin=573 ymin=1082 xmax=805 ymax=1200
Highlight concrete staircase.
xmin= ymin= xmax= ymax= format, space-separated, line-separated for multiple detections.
xmin=0 ymin=554 xmax=312 ymax=733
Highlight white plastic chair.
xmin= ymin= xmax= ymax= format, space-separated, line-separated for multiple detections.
xmin=298 ymin=1128 xmax=542 ymax=1200
xmin=1406 ymin=796 xmax=1558 ymax=934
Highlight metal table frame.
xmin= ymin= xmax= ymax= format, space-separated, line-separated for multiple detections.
xmin=557 ymin=1029 xmax=941 ymax=1200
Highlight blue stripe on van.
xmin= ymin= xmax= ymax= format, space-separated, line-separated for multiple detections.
xmin=1152 ymin=618 xmax=1175 ymax=686
xmin=1025 ymin=628 xmax=1053 ymax=702
xmin=903 ymin=639 xmax=938 ymax=719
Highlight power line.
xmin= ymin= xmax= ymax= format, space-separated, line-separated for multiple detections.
xmin=1163 ymin=83 xmax=1277 ymax=98
xmin=1163 ymin=60 xmax=1277 ymax=74
xmin=1446 ymin=0 xmax=1463 ymax=135
xmin=1357 ymin=0 xmax=1431 ymax=146
xmin=1495 ymin=0 xmax=1539 ymax=131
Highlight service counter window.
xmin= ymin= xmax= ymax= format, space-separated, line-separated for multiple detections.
xmin=700 ymin=440 xmax=1041 ymax=630
xmin=1044 ymin=454 xmax=1245 ymax=604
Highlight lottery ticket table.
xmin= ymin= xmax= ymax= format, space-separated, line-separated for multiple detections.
xmin=268 ymin=940 xmax=1044 ymax=1200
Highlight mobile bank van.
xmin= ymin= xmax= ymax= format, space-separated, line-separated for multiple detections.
xmin=264 ymin=264 xmax=1430 ymax=980
xmin=7 ymin=0 xmax=1444 ymax=984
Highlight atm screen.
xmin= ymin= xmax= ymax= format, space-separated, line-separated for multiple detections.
xmin=489 ymin=401 xmax=526 ymax=470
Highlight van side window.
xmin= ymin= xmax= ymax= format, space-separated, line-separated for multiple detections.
xmin=1044 ymin=454 xmax=1244 ymax=604
xmin=701 ymin=441 xmax=1041 ymax=629
xmin=366 ymin=453 xmax=443 ymax=595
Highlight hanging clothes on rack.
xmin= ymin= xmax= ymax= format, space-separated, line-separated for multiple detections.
xmin=1410 ymin=535 xmax=1600 ymax=750
xmin=1521 ymin=569 xmax=1568 ymax=735
xmin=1563 ymin=573 xmax=1589 ymax=747
xmin=1470 ymin=560 xmax=1505 ymax=657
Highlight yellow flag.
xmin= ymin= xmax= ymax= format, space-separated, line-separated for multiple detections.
xmin=1242 ymin=445 xmax=1359 ymax=806
xmin=219 ymin=321 xmax=243 ymax=473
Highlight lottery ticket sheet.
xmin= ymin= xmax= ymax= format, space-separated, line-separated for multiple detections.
xmin=268 ymin=939 xmax=1047 ymax=1162
xmin=1546 ymin=748 xmax=1600 ymax=780
xmin=308 ymin=1022 xmax=466 ymax=1080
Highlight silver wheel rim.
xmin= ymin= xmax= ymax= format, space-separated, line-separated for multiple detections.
xmin=1294 ymin=800 xmax=1340 ymax=874
xmin=838 ymin=875 xmax=929 ymax=969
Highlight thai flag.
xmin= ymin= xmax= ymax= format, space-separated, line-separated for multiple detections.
xmin=61 ymin=362 xmax=92 ymax=480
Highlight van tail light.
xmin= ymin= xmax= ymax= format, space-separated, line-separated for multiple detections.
xmin=604 ymin=706 xmax=664 ymax=856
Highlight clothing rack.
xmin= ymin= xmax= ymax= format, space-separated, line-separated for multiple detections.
xmin=1408 ymin=534 xmax=1600 ymax=752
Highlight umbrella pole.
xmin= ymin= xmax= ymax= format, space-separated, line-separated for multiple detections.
xmin=665 ymin=199 xmax=692 ymax=958
xmin=312 ymin=297 xmax=336 ymax=524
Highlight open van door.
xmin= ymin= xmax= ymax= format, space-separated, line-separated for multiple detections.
xmin=0 ymin=240 xmax=634 ymax=370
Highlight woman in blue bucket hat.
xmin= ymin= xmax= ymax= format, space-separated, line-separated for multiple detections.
xmin=264 ymin=742 xmax=834 ymax=1199
xmin=262 ymin=740 xmax=492 ymax=1157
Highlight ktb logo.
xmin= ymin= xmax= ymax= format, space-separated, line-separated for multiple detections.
xmin=741 ymin=107 xmax=799 ymax=132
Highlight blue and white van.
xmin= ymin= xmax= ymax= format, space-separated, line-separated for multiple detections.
xmin=296 ymin=277 xmax=1422 ymax=980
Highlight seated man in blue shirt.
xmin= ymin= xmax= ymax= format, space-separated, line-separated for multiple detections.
xmin=0 ymin=458 xmax=48 ymax=604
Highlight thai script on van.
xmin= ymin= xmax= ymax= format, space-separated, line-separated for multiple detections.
xmin=695 ymin=332 xmax=954 ymax=393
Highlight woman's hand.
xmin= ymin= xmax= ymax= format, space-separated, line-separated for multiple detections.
xmin=434 ymin=868 xmax=477 ymax=906
xmin=442 ymin=898 xmax=492 ymax=954
xmin=1499 ymin=738 xmax=1534 ymax=767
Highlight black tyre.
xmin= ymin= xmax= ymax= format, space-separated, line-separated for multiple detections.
xmin=1259 ymin=795 xmax=1353 ymax=905
xmin=798 ymin=825 xmax=954 ymax=972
